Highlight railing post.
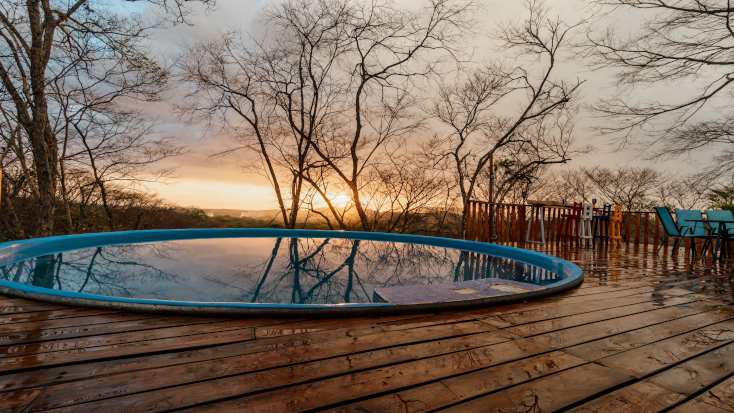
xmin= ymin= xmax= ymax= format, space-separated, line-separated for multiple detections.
xmin=487 ymin=202 xmax=497 ymax=241
xmin=509 ymin=205 xmax=515 ymax=242
xmin=499 ymin=205 xmax=504 ymax=242
xmin=494 ymin=205 xmax=502 ymax=242
xmin=471 ymin=201 xmax=477 ymax=241
xmin=484 ymin=203 xmax=489 ymax=242
xmin=465 ymin=201 xmax=472 ymax=241
xmin=477 ymin=203 xmax=484 ymax=242
xmin=519 ymin=205 xmax=526 ymax=242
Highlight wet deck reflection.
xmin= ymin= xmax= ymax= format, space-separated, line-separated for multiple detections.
xmin=0 ymin=242 xmax=732 ymax=412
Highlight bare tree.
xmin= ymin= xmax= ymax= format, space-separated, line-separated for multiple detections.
xmin=426 ymin=0 xmax=585 ymax=234
xmin=547 ymin=167 xmax=596 ymax=203
xmin=0 ymin=0 xmax=210 ymax=236
xmin=179 ymin=0 xmax=476 ymax=231
xmin=65 ymin=108 xmax=182 ymax=230
xmin=655 ymin=176 xmax=708 ymax=210
xmin=581 ymin=165 xmax=666 ymax=211
xmin=178 ymin=28 xmax=333 ymax=229
xmin=0 ymin=145 xmax=26 ymax=240
xmin=584 ymin=0 xmax=734 ymax=179
xmin=357 ymin=148 xmax=456 ymax=233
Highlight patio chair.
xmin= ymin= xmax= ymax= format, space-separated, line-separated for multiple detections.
xmin=610 ymin=206 xmax=623 ymax=243
xmin=705 ymin=209 xmax=734 ymax=257
xmin=673 ymin=209 xmax=716 ymax=256
xmin=559 ymin=202 xmax=582 ymax=241
xmin=654 ymin=207 xmax=681 ymax=254
xmin=579 ymin=202 xmax=593 ymax=243
xmin=593 ymin=204 xmax=612 ymax=244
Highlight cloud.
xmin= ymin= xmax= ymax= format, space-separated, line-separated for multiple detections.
xmin=131 ymin=0 xmax=720 ymax=209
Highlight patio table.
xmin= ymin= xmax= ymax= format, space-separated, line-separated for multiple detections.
xmin=686 ymin=219 xmax=734 ymax=260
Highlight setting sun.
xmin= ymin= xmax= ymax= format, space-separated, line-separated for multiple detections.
xmin=330 ymin=194 xmax=352 ymax=208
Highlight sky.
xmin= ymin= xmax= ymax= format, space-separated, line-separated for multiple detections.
xmin=138 ymin=0 xmax=715 ymax=210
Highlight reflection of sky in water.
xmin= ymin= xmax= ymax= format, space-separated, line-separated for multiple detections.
xmin=0 ymin=238 xmax=566 ymax=305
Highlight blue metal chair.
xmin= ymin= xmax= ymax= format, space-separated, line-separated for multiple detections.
xmin=705 ymin=210 xmax=734 ymax=257
xmin=674 ymin=209 xmax=715 ymax=256
xmin=593 ymin=204 xmax=612 ymax=244
xmin=654 ymin=207 xmax=680 ymax=255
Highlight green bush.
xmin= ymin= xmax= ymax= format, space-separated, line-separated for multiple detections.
xmin=182 ymin=207 xmax=209 ymax=221
xmin=708 ymin=186 xmax=734 ymax=211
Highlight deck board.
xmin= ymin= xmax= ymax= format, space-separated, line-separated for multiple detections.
xmin=0 ymin=242 xmax=733 ymax=412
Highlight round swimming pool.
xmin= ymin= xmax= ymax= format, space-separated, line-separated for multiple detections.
xmin=0 ymin=229 xmax=582 ymax=316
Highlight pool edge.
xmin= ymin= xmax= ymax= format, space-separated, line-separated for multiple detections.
xmin=0 ymin=229 xmax=584 ymax=317
xmin=0 ymin=273 xmax=583 ymax=317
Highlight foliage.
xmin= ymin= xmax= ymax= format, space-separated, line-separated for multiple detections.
xmin=182 ymin=208 xmax=209 ymax=222
xmin=707 ymin=187 xmax=734 ymax=212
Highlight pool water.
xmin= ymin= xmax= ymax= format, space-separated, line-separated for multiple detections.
xmin=0 ymin=237 xmax=566 ymax=305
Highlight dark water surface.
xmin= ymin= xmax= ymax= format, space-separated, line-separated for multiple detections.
xmin=0 ymin=238 xmax=566 ymax=305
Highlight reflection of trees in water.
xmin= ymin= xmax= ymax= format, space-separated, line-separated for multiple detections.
xmin=206 ymin=238 xmax=537 ymax=304
xmin=0 ymin=238 xmax=564 ymax=304
xmin=205 ymin=238 xmax=366 ymax=304
xmin=460 ymin=251 xmax=564 ymax=286
xmin=0 ymin=243 xmax=183 ymax=299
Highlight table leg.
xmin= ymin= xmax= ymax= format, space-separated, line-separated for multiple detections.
xmin=714 ymin=222 xmax=724 ymax=260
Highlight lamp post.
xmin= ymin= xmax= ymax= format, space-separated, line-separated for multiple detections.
xmin=489 ymin=152 xmax=495 ymax=205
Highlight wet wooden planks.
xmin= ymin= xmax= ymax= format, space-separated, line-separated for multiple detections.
xmin=0 ymin=243 xmax=733 ymax=412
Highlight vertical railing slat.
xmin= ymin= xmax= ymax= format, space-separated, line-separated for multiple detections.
xmin=494 ymin=205 xmax=502 ymax=242
xmin=479 ymin=203 xmax=485 ymax=242
xmin=510 ymin=206 xmax=515 ymax=242
xmin=515 ymin=206 xmax=521 ymax=242
xmin=519 ymin=205 xmax=526 ymax=242
xmin=464 ymin=201 xmax=471 ymax=239
xmin=466 ymin=201 xmax=472 ymax=241
xmin=473 ymin=202 xmax=478 ymax=241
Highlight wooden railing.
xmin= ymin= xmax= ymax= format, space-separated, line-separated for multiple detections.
xmin=464 ymin=201 xmax=688 ymax=250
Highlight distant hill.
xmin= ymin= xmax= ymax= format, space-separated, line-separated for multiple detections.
xmin=203 ymin=207 xmax=358 ymax=225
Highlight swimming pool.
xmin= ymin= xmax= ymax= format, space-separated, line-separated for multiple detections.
xmin=0 ymin=229 xmax=583 ymax=316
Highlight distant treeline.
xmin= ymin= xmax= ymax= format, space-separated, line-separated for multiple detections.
xmin=0 ymin=192 xmax=323 ymax=242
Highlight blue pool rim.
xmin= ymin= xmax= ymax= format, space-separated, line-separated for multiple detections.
xmin=0 ymin=229 xmax=583 ymax=317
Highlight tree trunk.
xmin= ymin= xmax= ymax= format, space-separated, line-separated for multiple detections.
xmin=98 ymin=180 xmax=114 ymax=230
xmin=59 ymin=125 xmax=74 ymax=233
xmin=32 ymin=147 xmax=57 ymax=237
xmin=31 ymin=254 xmax=57 ymax=289
xmin=350 ymin=183 xmax=370 ymax=231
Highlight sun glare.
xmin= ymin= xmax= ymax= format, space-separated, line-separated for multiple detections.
xmin=330 ymin=194 xmax=352 ymax=208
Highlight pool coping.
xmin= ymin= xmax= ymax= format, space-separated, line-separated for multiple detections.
xmin=0 ymin=229 xmax=583 ymax=317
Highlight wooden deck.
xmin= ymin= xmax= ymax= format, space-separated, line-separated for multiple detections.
xmin=1 ymin=242 xmax=734 ymax=412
